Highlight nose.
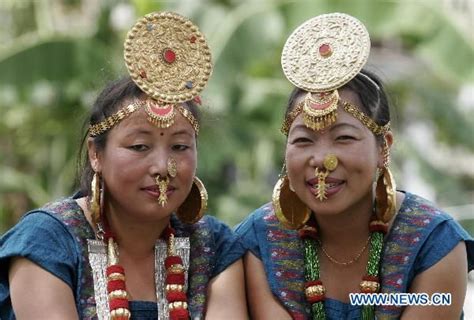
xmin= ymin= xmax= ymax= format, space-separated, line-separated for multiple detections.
xmin=309 ymin=150 xmax=326 ymax=169
xmin=149 ymin=151 xmax=169 ymax=178
xmin=309 ymin=152 xmax=338 ymax=172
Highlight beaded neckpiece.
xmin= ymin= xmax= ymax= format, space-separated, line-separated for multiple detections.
xmin=298 ymin=217 xmax=388 ymax=319
xmin=99 ymin=220 xmax=190 ymax=320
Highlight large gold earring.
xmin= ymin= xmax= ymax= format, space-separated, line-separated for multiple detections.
xmin=90 ymin=172 xmax=102 ymax=226
xmin=176 ymin=176 xmax=207 ymax=224
xmin=272 ymin=175 xmax=311 ymax=230
xmin=375 ymin=139 xmax=396 ymax=223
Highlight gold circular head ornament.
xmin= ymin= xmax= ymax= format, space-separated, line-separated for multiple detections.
xmin=124 ymin=12 xmax=212 ymax=103
xmin=281 ymin=13 xmax=370 ymax=93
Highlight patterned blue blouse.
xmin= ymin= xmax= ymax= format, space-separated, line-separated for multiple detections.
xmin=0 ymin=196 xmax=245 ymax=319
xmin=235 ymin=192 xmax=474 ymax=319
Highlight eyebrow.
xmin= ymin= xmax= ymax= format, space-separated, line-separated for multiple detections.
xmin=124 ymin=129 xmax=153 ymax=138
xmin=329 ymin=123 xmax=363 ymax=131
xmin=171 ymin=129 xmax=194 ymax=138
xmin=290 ymin=122 xmax=362 ymax=135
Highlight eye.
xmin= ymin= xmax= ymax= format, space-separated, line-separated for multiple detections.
xmin=291 ymin=137 xmax=312 ymax=144
xmin=336 ymin=135 xmax=356 ymax=141
xmin=172 ymin=144 xmax=190 ymax=151
xmin=128 ymin=144 xmax=149 ymax=152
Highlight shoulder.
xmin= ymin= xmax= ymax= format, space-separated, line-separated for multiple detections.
xmin=1 ymin=201 xmax=73 ymax=245
xmin=400 ymin=192 xmax=458 ymax=219
xmin=395 ymin=192 xmax=461 ymax=233
xmin=234 ymin=202 xmax=275 ymax=235
xmin=0 ymin=198 xmax=82 ymax=289
xmin=172 ymin=214 xmax=241 ymax=251
xmin=0 ymin=197 xmax=82 ymax=250
xmin=173 ymin=214 xmax=246 ymax=277
xmin=392 ymin=192 xmax=473 ymax=273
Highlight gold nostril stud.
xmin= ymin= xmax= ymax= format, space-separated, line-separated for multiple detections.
xmin=323 ymin=154 xmax=338 ymax=171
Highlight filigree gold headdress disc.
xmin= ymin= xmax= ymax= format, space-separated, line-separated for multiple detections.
xmin=124 ymin=12 xmax=212 ymax=103
xmin=281 ymin=13 xmax=370 ymax=93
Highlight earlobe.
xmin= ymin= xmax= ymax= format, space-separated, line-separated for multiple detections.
xmin=87 ymin=138 xmax=101 ymax=172
xmin=384 ymin=132 xmax=394 ymax=149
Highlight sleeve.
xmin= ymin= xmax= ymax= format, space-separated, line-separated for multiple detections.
xmin=413 ymin=218 xmax=474 ymax=275
xmin=206 ymin=216 xmax=246 ymax=278
xmin=234 ymin=212 xmax=262 ymax=259
xmin=0 ymin=211 xmax=79 ymax=289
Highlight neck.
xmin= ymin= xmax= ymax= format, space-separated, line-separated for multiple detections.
xmin=104 ymin=203 xmax=171 ymax=258
xmin=315 ymin=193 xmax=373 ymax=248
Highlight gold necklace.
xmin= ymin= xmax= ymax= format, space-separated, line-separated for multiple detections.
xmin=318 ymin=235 xmax=371 ymax=266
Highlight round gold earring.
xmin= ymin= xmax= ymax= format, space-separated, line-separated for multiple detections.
xmin=90 ymin=172 xmax=101 ymax=226
xmin=272 ymin=175 xmax=311 ymax=230
xmin=375 ymin=138 xmax=396 ymax=223
xmin=176 ymin=176 xmax=207 ymax=224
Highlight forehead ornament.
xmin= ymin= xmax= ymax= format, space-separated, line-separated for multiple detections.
xmin=281 ymin=13 xmax=388 ymax=136
xmin=89 ymin=12 xmax=212 ymax=137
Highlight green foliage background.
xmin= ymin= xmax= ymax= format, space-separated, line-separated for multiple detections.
xmin=0 ymin=0 xmax=473 ymax=233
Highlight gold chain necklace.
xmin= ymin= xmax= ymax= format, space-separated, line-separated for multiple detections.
xmin=318 ymin=235 xmax=371 ymax=266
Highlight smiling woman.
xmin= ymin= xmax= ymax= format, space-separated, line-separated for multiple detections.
xmin=235 ymin=12 xmax=473 ymax=320
xmin=0 ymin=12 xmax=247 ymax=320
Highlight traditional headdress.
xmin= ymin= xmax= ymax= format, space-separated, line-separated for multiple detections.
xmin=89 ymin=11 xmax=212 ymax=137
xmin=280 ymin=13 xmax=390 ymax=136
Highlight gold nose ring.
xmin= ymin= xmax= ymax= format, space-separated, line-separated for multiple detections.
xmin=167 ymin=157 xmax=177 ymax=178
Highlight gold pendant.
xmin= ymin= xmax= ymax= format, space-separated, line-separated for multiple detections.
xmin=314 ymin=168 xmax=329 ymax=201
xmin=302 ymin=90 xmax=339 ymax=131
xmin=156 ymin=176 xmax=170 ymax=207
xmin=145 ymin=100 xmax=176 ymax=129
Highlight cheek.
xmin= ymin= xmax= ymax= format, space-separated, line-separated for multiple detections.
xmin=285 ymin=146 xmax=307 ymax=178
xmin=177 ymin=152 xmax=197 ymax=183
xmin=344 ymin=144 xmax=379 ymax=174
xmin=101 ymin=149 xmax=145 ymax=183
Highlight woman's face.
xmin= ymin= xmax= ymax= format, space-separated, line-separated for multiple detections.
xmin=285 ymin=89 xmax=383 ymax=215
xmin=90 ymin=105 xmax=197 ymax=223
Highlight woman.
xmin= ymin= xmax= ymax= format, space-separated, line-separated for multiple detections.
xmin=236 ymin=13 xmax=473 ymax=319
xmin=0 ymin=12 xmax=247 ymax=319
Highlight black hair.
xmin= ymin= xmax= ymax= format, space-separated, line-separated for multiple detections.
xmin=76 ymin=76 xmax=201 ymax=196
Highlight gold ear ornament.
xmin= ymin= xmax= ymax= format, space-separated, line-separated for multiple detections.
xmin=272 ymin=175 xmax=311 ymax=230
xmin=176 ymin=176 xmax=207 ymax=224
xmin=90 ymin=172 xmax=102 ymax=226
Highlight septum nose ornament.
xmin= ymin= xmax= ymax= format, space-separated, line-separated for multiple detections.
xmin=155 ymin=175 xmax=170 ymax=207
xmin=314 ymin=154 xmax=338 ymax=201
xmin=154 ymin=157 xmax=178 ymax=207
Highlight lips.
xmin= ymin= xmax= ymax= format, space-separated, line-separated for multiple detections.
xmin=142 ymin=185 xmax=176 ymax=198
xmin=306 ymin=177 xmax=344 ymax=197
xmin=307 ymin=176 xmax=343 ymax=186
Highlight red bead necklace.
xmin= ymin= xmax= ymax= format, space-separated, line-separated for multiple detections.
xmin=101 ymin=220 xmax=189 ymax=320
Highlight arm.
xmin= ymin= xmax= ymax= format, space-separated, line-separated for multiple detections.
xmin=244 ymin=252 xmax=292 ymax=320
xmin=205 ymin=259 xmax=248 ymax=319
xmin=401 ymin=242 xmax=467 ymax=320
xmin=9 ymin=257 xmax=79 ymax=320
